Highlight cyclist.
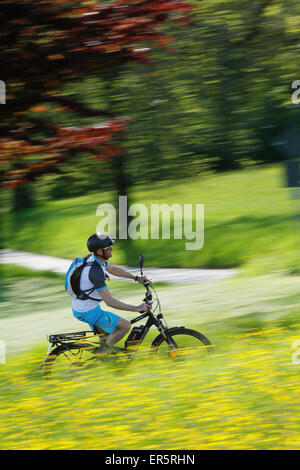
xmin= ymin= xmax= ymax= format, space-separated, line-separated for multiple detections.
xmin=72 ymin=233 xmax=150 ymax=351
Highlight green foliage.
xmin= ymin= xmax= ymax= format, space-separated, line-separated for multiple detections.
xmin=6 ymin=0 xmax=300 ymax=205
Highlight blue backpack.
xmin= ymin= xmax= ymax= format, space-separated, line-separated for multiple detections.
xmin=65 ymin=255 xmax=101 ymax=301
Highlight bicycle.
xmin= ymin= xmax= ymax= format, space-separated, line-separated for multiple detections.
xmin=41 ymin=255 xmax=212 ymax=376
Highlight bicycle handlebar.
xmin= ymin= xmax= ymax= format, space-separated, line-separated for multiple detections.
xmin=136 ymin=257 xmax=162 ymax=319
xmin=137 ymin=281 xmax=153 ymax=313
xmin=143 ymin=281 xmax=153 ymax=289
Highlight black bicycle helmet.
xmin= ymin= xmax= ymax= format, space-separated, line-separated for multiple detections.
xmin=87 ymin=233 xmax=115 ymax=253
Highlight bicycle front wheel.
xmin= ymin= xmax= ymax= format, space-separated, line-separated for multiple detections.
xmin=150 ymin=327 xmax=212 ymax=359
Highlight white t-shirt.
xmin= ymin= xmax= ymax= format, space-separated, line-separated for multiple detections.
xmin=72 ymin=254 xmax=108 ymax=313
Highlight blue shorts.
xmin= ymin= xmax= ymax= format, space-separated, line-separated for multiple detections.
xmin=72 ymin=304 xmax=120 ymax=335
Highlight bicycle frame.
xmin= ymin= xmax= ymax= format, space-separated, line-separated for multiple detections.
xmin=124 ymin=310 xmax=163 ymax=358
xmin=122 ymin=285 xmax=178 ymax=358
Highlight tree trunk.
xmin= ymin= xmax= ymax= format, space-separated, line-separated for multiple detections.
xmin=104 ymin=72 xmax=134 ymax=263
xmin=13 ymin=182 xmax=35 ymax=211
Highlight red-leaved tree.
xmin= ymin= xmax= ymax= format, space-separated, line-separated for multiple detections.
xmin=0 ymin=0 xmax=191 ymax=199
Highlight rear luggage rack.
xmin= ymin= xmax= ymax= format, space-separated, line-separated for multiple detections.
xmin=48 ymin=331 xmax=92 ymax=344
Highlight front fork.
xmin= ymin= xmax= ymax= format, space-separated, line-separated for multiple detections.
xmin=151 ymin=316 xmax=178 ymax=352
xmin=159 ymin=329 xmax=177 ymax=351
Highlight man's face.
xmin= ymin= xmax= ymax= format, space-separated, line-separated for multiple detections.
xmin=101 ymin=245 xmax=113 ymax=259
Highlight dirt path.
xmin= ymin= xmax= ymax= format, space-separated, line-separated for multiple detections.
xmin=0 ymin=249 xmax=237 ymax=285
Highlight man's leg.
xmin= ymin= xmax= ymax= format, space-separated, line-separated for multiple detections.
xmin=105 ymin=317 xmax=131 ymax=347
xmin=93 ymin=325 xmax=108 ymax=348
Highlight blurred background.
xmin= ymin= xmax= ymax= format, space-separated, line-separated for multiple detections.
xmin=0 ymin=0 xmax=300 ymax=451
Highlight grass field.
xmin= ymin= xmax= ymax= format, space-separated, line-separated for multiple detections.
xmin=0 ymin=265 xmax=299 ymax=449
xmin=0 ymin=325 xmax=299 ymax=450
xmin=2 ymin=164 xmax=300 ymax=273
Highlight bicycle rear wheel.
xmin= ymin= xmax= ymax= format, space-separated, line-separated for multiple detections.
xmin=150 ymin=327 xmax=212 ymax=360
xmin=42 ymin=341 xmax=98 ymax=377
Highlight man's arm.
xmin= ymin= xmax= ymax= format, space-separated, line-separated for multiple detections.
xmin=106 ymin=264 xmax=150 ymax=284
xmin=106 ymin=264 xmax=136 ymax=280
xmin=100 ymin=287 xmax=147 ymax=313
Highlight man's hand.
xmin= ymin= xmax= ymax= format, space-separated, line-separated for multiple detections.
xmin=136 ymin=275 xmax=151 ymax=285
xmin=136 ymin=302 xmax=150 ymax=313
